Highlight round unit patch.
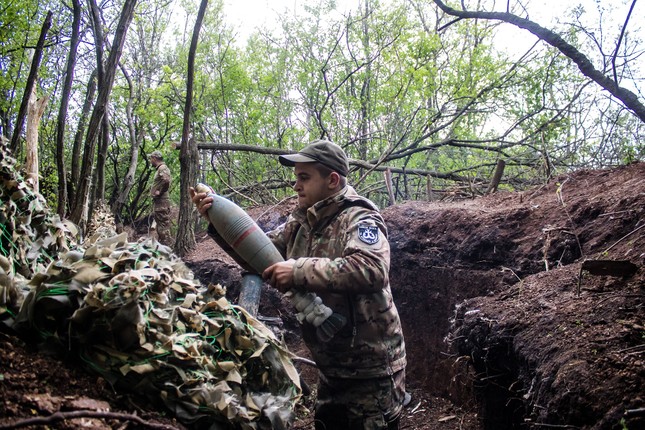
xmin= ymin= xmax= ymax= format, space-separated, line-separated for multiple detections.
xmin=357 ymin=224 xmax=379 ymax=245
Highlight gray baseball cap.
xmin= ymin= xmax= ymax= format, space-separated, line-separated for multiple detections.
xmin=279 ymin=140 xmax=349 ymax=176
xmin=150 ymin=150 xmax=163 ymax=160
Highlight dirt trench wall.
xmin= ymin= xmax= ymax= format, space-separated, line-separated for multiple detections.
xmin=383 ymin=201 xmax=530 ymax=403
xmin=382 ymin=163 xmax=644 ymax=430
xmin=450 ymin=265 xmax=644 ymax=430
xmin=387 ymin=261 xmax=499 ymax=399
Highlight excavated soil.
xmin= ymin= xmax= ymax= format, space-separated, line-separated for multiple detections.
xmin=1 ymin=161 xmax=643 ymax=430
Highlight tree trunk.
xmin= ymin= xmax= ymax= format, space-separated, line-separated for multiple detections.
xmin=70 ymin=0 xmax=138 ymax=230
xmin=70 ymin=69 xmax=97 ymax=207
xmin=10 ymin=11 xmax=52 ymax=154
xmin=358 ymin=0 xmax=371 ymax=162
xmin=79 ymin=0 xmax=105 ymax=227
xmin=175 ymin=0 xmax=209 ymax=257
xmin=111 ymin=65 xmax=142 ymax=226
xmin=56 ymin=0 xmax=82 ymax=217
xmin=25 ymin=86 xmax=49 ymax=193
xmin=95 ymin=110 xmax=110 ymax=202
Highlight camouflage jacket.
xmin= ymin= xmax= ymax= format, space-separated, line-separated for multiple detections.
xmin=151 ymin=162 xmax=171 ymax=201
xmin=268 ymin=186 xmax=406 ymax=379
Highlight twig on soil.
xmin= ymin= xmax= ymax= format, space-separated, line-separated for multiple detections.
xmin=0 ymin=410 xmax=179 ymax=430
xmin=459 ymin=414 xmax=466 ymax=430
xmin=552 ymin=178 xmax=584 ymax=260
xmin=554 ymin=178 xmax=569 ymax=206
xmin=526 ymin=183 xmax=548 ymax=201
xmin=502 ymin=266 xmax=523 ymax=283
xmin=595 ymin=293 xmax=644 ymax=305
xmin=615 ymin=344 xmax=645 ymax=354
xmin=478 ymin=372 xmax=506 ymax=381
xmin=625 ymin=407 xmax=645 ymax=417
xmin=528 ymin=423 xmax=579 ymax=428
xmin=541 ymin=227 xmax=577 ymax=271
xmin=601 ymin=222 xmax=645 ymax=255
xmin=598 ymin=209 xmax=635 ymax=217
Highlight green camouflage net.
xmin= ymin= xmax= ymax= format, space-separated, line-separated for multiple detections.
xmin=0 ymin=138 xmax=78 ymax=325
xmin=0 ymin=139 xmax=302 ymax=429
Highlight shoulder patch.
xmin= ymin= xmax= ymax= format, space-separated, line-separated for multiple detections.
xmin=357 ymin=223 xmax=379 ymax=245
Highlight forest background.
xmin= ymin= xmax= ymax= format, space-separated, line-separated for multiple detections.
xmin=1 ymin=0 xmax=643 ymax=256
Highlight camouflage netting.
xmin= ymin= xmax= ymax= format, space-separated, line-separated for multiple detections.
xmin=0 ymin=139 xmax=302 ymax=429
xmin=0 ymin=138 xmax=79 ymax=325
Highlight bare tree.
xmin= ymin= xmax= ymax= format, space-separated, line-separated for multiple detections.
xmin=431 ymin=0 xmax=645 ymax=123
xmin=175 ymin=0 xmax=209 ymax=256
xmin=55 ymin=0 xmax=82 ymax=217
xmin=69 ymin=69 xmax=97 ymax=208
xmin=10 ymin=11 xmax=52 ymax=154
xmin=110 ymin=64 xmax=142 ymax=226
xmin=70 ymin=0 xmax=138 ymax=229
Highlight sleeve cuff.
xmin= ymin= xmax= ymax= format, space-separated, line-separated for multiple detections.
xmin=292 ymin=258 xmax=308 ymax=287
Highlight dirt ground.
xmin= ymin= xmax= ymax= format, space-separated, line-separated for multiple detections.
xmin=1 ymin=161 xmax=643 ymax=430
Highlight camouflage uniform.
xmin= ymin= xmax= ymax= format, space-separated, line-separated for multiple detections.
xmin=268 ymin=185 xmax=407 ymax=430
xmin=206 ymin=185 xmax=407 ymax=429
xmin=150 ymin=161 xmax=172 ymax=246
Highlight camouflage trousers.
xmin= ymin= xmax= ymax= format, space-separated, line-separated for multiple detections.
xmin=314 ymin=369 xmax=405 ymax=430
xmin=152 ymin=198 xmax=173 ymax=246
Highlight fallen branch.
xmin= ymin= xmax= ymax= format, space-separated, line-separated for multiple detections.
xmin=528 ymin=424 xmax=579 ymax=429
xmin=179 ymin=141 xmax=472 ymax=182
xmin=625 ymin=407 xmax=645 ymax=417
xmin=0 ymin=410 xmax=179 ymax=430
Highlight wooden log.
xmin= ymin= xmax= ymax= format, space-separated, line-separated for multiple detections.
xmin=384 ymin=168 xmax=395 ymax=206
xmin=486 ymin=159 xmax=506 ymax=194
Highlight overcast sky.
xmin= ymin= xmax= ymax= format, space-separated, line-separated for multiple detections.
xmin=217 ymin=0 xmax=643 ymax=95
xmin=221 ymin=0 xmax=643 ymax=54
xmin=222 ymin=0 xmax=360 ymax=43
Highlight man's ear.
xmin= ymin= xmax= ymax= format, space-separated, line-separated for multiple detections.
xmin=328 ymin=172 xmax=341 ymax=189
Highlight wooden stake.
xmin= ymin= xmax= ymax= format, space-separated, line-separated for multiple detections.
xmin=486 ymin=159 xmax=506 ymax=194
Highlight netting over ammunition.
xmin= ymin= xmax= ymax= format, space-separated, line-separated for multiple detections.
xmin=0 ymin=139 xmax=301 ymax=429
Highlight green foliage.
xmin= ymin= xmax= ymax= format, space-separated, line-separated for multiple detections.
xmin=0 ymin=0 xmax=51 ymax=137
xmin=1 ymin=0 xmax=642 ymax=217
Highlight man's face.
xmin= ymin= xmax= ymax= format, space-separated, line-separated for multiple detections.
xmin=293 ymin=163 xmax=334 ymax=209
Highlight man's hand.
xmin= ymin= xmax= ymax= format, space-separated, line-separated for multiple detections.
xmin=189 ymin=187 xmax=214 ymax=221
xmin=263 ymin=259 xmax=296 ymax=293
